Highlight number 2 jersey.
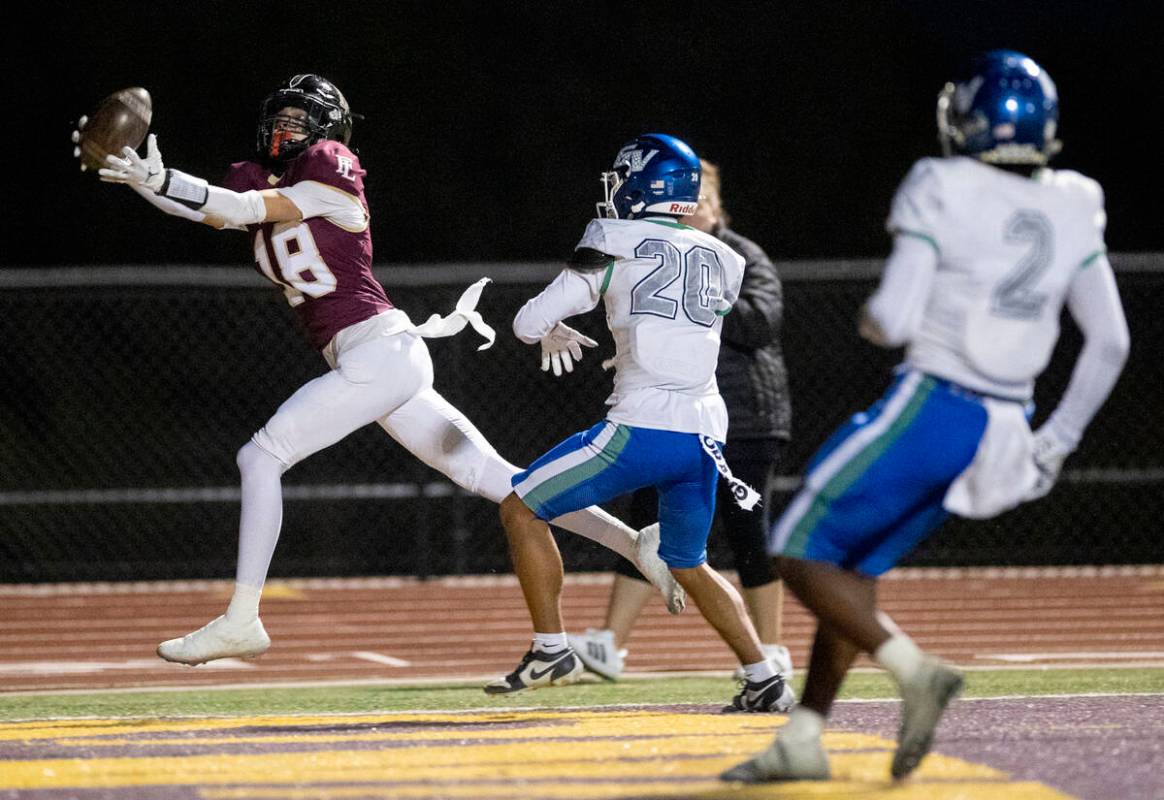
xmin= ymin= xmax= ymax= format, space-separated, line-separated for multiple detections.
xmin=223 ymin=140 xmax=394 ymax=350
xmin=514 ymin=217 xmax=745 ymax=441
xmin=887 ymin=155 xmax=1107 ymax=400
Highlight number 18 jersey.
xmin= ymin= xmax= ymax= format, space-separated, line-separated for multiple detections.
xmin=223 ymin=141 xmax=393 ymax=351
xmin=578 ymin=217 xmax=745 ymax=441
xmin=888 ymin=156 xmax=1107 ymax=399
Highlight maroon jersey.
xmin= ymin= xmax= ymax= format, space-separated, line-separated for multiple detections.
xmin=223 ymin=141 xmax=393 ymax=350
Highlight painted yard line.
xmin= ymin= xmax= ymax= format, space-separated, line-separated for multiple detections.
xmin=3 ymin=693 xmax=1163 ymax=727
xmin=977 ymin=651 xmax=1164 ymax=662
xmin=0 ymin=565 xmax=1162 ymax=596
xmin=4 ymin=664 xmax=1164 ymax=699
xmin=350 ymin=651 xmax=412 ymax=667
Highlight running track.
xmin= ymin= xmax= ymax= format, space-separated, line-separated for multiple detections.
xmin=2 ymin=566 xmax=1162 ymax=692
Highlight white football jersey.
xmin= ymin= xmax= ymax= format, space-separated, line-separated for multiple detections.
xmin=888 ymin=156 xmax=1107 ymax=399
xmin=576 ymin=217 xmax=746 ymax=440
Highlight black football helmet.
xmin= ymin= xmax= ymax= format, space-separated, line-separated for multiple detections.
xmin=256 ymin=74 xmax=354 ymax=167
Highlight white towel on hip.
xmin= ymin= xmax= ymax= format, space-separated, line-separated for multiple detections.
xmin=377 ymin=277 xmax=497 ymax=350
xmin=943 ymin=398 xmax=1040 ymax=519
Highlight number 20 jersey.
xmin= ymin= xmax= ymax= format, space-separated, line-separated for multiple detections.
xmin=888 ymin=156 xmax=1107 ymax=399
xmin=578 ymin=217 xmax=745 ymax=441
xmin=223 ymin=141 xmax=393 ymax=351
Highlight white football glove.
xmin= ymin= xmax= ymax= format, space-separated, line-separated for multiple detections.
xmin=1027 ymin=425 xmax=1073 ymax=501
xmin=70 ymin=115 xmax=90 ymax=171
xmin=540 ymin=322 xmax=598 ymax=377
xmin=99 ymin=134 xmax=165 ymax=192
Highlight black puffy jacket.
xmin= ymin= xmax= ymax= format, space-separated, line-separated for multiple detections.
xmin=715 ymin=226 xmax=792 ymax=441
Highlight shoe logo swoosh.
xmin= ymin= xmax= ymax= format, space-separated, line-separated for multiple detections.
xmin=529 ymin=656 xmax=570 ymax=681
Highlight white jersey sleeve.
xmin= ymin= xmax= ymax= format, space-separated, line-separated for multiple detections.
xmin=1040 ymin=253 xmax=1129 ymax=449
xmin=512 ymin=268 xmax=602 ymax=344
xmin=277 ymin=181 xmax=368 ymax=231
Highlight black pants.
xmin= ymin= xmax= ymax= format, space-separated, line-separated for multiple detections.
xmin=614 ymin=438 xmax=785 ymax=588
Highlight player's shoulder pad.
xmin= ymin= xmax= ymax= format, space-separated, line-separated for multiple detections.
xmin=902 ymin=156 xmax=951 ymax=192
xmin=575 ymin=218 xmax=613 ymax=254
xmin=289 ymin=141 xmax=366 ymax=190
xmin=1047 ymin=169 xmax=1106 ymax=209
xmin=222 ymin=160 xmax=271 ymax=192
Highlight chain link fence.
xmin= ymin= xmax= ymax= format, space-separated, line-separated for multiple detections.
xmin=1 ymin=257 xmax=1160 ymax=582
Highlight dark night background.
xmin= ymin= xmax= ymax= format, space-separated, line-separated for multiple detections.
xmin=8 ymin=0 xmax=1163 ymax=267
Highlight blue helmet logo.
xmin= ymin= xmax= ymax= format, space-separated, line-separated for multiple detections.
xmin=598 ymin=133 xmax=701 ymax=219
xmin=937 ymin=50 xmax=1061 ymax=165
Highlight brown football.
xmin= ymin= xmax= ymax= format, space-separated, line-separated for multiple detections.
xmin=79 ymin=87 xmax=152 ymax=172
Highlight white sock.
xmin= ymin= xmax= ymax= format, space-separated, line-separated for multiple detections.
xmin=533 ymin=632 xmax=568 ymax=654
xmin=780 ymin=706 xmax=825 ymax=742
xmin=874 ymin=633 xmax=924 ymax=684
xmin=235 ymin=441 xmax=286 ymax=588
xmin=225 ymin=582 xmax=262 ymax=623
xmin=551 ymin=507 xmax=637 ymax=561
xmin=743 ymin=659 xmax=777 ymax=683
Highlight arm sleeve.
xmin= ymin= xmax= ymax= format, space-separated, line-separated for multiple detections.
xmin=130 ymin=183 xmax=207 ymax=223
xmin=276 ymin=181 xmax=367 ymax=229
xmin=720 ymin=237 xmax=783 ymax=349
xmin=1040 ymin=255 xmax=1130 ymax=449
xmin=863 ymin=233 xmax=939 ymax=347
xmin=513 ymin=268 xmax=602 ymax=344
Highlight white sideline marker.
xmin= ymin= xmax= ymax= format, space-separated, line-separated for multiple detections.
xmin=976 ymin=651 xmax=1164 ymax=663
xmin=351 ymin=651 xmax=412 ymax=667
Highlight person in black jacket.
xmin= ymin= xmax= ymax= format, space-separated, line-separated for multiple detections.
xmin=568 ymin=160 xmax=795 ymax=693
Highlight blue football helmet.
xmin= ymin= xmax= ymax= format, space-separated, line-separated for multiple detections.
xmin=597 ymin=133 xmax=701 ymax=219
xmin=937 ymin=50 xmax=1062 ymax=165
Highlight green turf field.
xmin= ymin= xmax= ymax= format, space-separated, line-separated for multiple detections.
xmin=3 ymin=668 xmax=1162 ymax=720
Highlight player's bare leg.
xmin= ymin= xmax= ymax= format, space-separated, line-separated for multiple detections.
xmin=380 ymin=388 xmax=684 ymax=612
xmin=725 ymin=556 xmax=962 ymax=781
xmin=671 ymin=564 xmax=763 ymax=664
xmin=671 ymin=563 xmax=793 ymax=713
xmin=605 ymin=573 xmax=654 ymax=648
xmin=499 ymin=493 xmax=566 ymax=633
xmin=484 ymin=493 xmax=584 ymax=694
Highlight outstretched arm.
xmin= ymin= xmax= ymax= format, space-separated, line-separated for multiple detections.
xmin=513 ymin=268 xmax=602 ymax=376
xmin=99 ymin=135 xmax=303 ymax=229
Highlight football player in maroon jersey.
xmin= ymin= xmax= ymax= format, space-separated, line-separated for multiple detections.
xmin=89 ymin=74 xmax=683 ymax=666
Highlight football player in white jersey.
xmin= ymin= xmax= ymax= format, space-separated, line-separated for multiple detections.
xmin=484 ymin=134 xmax=793 ymax=713
xmin=724 ymin=51 xmax=1129 ymax=784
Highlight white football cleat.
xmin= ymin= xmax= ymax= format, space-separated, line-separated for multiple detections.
xmin=568 ymin=628 xmax=627 ymax=680
xmin=892 ymin=656 xmax=964 ymax=780
xmin=157 ymin=615 xmax=270 ymax=665
xmin=634 ymin=523 xmax=686 ymax=614
xmin=721 ymin=734 xmax=831 ymax=782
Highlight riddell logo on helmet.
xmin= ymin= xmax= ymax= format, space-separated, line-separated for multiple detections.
xmin=670 ymin=202 xmax=698 ymax=214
